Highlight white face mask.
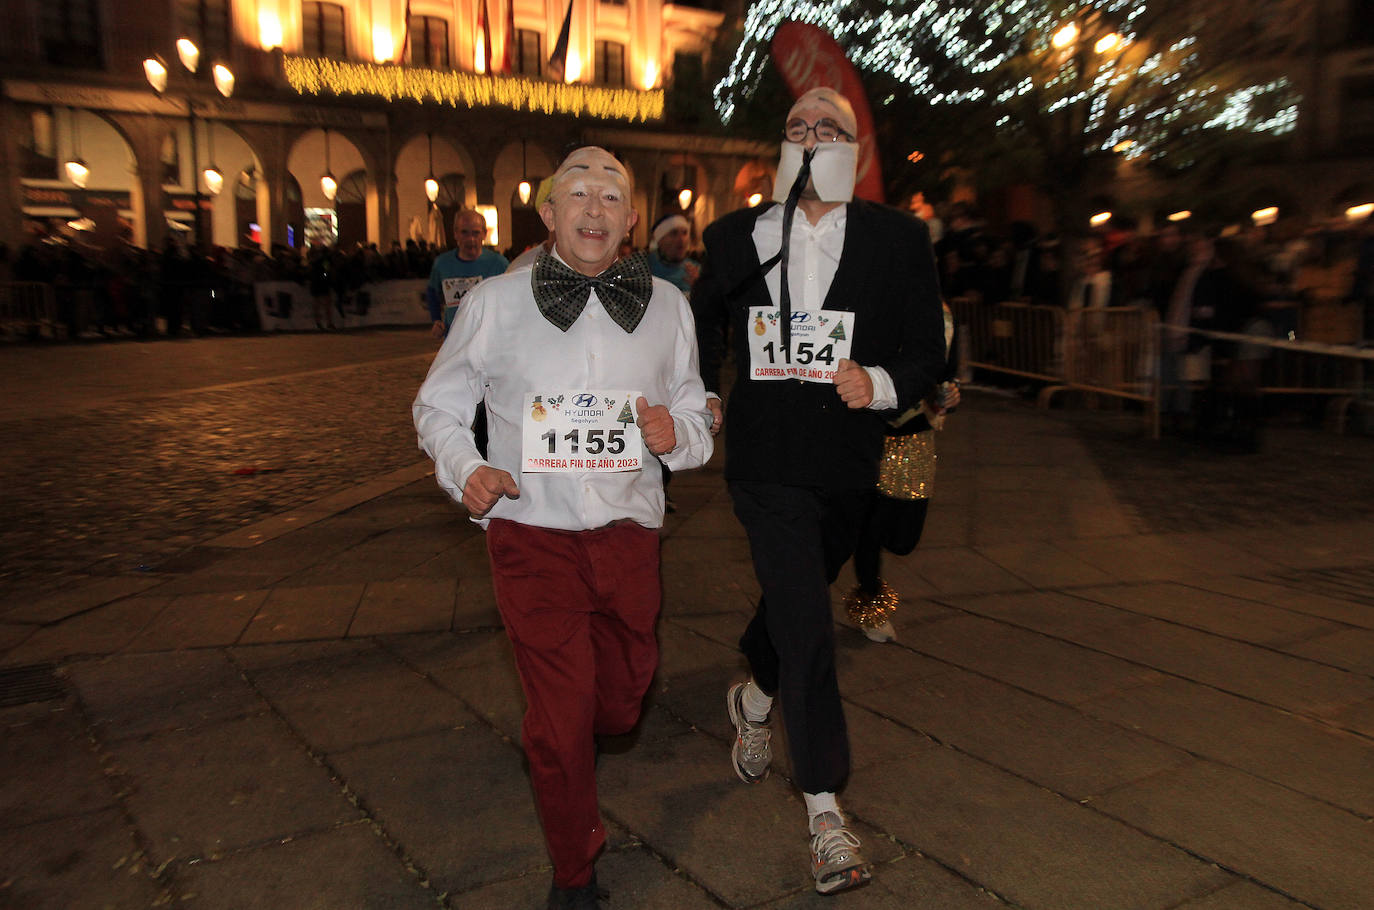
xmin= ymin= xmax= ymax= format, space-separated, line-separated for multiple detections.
xmin=772 ymin=141 xmax=857 ymax=204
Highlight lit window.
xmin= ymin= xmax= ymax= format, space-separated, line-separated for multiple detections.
xmin=513 ymin=29 xmax=542 ymax=78
xmin=594 ymin=40 xmax=625 ymax=87
xmin=1341 ymin=74 xmax=1374 ymax=140
xmin=405 ymin=15 xmax=450 ymax=69
xmin=19 ymin=107 xmax=57 ymax=179
xmin=302 ymin=2 xmax=347 ymax=59
xmin=176 ymin=0 xmax=231 ymax=62
xmin=161 ymin=134 xmax=182 ymax=187
xmin=40 ymin=0 xmax=102 ymax=68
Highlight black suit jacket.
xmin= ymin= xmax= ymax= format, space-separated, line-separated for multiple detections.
xmin=693 ymin=200 xmax=946 ymax=490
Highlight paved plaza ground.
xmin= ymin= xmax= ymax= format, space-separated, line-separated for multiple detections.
xmin=2 ymin=329 xmax=1372 ymax=909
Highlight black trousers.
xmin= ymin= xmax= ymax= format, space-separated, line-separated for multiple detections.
xmin=853 ymin=497 xmax=931 ymax=592
xmin=729 ymin=480 xmax=871 ymax=794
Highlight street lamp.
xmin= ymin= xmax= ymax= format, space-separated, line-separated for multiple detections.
xmin=1052 ymin=22 xmax=1079 ymax=49
xmin=143 ymin=37 xmax=235 ymax=248
xmin=176 ymin=38 xmax=200 ymax=73
xmin=63 ymin=108 xmax=90 ymax=188
xmin=144 ymin=57 xmax=169 ymax=93
xmin=425 ymin=132 xmax=440 ymax=203
xmin=212 ymin=64 xmax=235 ymax=98
xmin=320 ymin=129 xmax=338 ymax=201
xmin=202 ymin=122 xmax=224 ymax=197
xmin=321 ymin=173 xmax=339 ymax=201
xmin=676 ymin=153 xmax=694 ymax=212
xmin=64 ymin=158 xmax=90 ymax=188
xmin=517 ymin=140 xmax=532 ymax=206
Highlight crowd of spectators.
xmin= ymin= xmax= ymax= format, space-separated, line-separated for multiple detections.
xmin=1 ymin=233 xmax=444 ymax=339
xmin=920 ymin=200 xmax=1374 ymax=448
xmin=926 ymin=200 xmax=1374 ymax=344
xmin=4 ymin=203 xmax=1371 ymax=345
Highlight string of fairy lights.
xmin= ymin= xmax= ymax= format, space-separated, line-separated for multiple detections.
xmin=714 ymin=0 xmax=1298 ymax=162
xmin=283 ymin=56 xmax=664 ymax=122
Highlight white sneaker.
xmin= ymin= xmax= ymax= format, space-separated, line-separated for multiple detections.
xmin=726 ymin=682 xmax=771 ymax=783
xmin=809 ymin=811 xmax=871 ymax=894
xmin=862 ymin=620 xmax=897 ymax=643
xmin=844 ymin=581 xmax=900 ymax=644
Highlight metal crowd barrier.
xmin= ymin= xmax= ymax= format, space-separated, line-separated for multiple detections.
xmin=954 ymin=293 xmax=1372 ymax=438
xmin=952 ymin=299 xmax=1063 ymax=385
xmin=0 ymin=282 xmax=58 ymax=340
xmin=951 ymin=297 xmax=1161 ymax=436
xmin=1164 ymin=325 xmax=1373 ymax=434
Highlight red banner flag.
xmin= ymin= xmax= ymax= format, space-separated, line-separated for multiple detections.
xmin=501 ymin=0 xmax=515 ymax=73
xmin=478 ymin=0 xmax=493 ymax=74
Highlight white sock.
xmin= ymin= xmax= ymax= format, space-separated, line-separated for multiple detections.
xmin=741 ymin=680 xmax=773 ymax=724
xmin=804 ymin=791 xmax=841 ymax=831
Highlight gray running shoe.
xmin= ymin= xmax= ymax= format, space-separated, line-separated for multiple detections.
xmin=809 ymin=811 xmax=872 ymax=894
xmin=726 ymin=682 xmax=771 ymax=783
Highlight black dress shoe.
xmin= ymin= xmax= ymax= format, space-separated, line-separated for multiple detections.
xmin=546 ymin=871 xmax=604 ymax=909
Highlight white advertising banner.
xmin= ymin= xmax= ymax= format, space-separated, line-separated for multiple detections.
xmin=253 ymin=279 xmax=430 ymax=331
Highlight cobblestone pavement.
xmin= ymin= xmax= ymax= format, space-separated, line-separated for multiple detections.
xmin=3 ymin=336 xmax=1374 ymax=909
xmin=3 ymin=332 xmax=1372 ymax=602
xmin=0 ymin=330 xmax=437 ymax=602
xmin=1063 ymin=402 xmax=1374 ymax=532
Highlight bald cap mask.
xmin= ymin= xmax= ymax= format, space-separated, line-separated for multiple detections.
xmin=549 ymin=146 xmax=632 ymax=200
xmin=773 ymin=87 xmax=859 ymax=203
xmin=787 ymin=87 xmax=858 ymax=137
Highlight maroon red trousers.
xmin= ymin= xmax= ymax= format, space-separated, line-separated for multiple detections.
xmin=485 ymin=518 xmax=661 ymax=889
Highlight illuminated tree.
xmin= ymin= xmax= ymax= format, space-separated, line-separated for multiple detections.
xmin=715 ymin=0 xmax=1306 ymax=229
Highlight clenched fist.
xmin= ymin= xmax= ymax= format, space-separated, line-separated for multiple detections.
xmin=462 ymin=465 xmax=519 ymax=517
xmin=706 ymin=398 xmax=724 ymax=436
xmin=833 ymin=358 xmax=873 ymax=409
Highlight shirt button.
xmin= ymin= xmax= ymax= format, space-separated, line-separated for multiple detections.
xmin=807 ymin=273 xmax=816 ymax=280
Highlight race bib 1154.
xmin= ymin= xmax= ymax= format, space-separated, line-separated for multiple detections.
xmin=521 ymin=391 xmax=644 ymax=473
xmin=746 ymin=308 xmax=855 ymax=382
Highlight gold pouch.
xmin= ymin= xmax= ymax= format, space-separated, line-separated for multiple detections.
xmin=876 ymin=430 xmax=936 ymax=500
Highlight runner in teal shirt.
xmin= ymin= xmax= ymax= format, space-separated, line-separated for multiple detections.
xmin=426 ymin=210 xmax=509 ymax=336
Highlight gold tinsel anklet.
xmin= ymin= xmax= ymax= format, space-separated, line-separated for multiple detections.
xmin=844 ymin=581 xmax=900 ymax=630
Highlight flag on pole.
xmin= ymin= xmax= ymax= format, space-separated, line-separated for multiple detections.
xmin=500 ymin=0 xmax=515 ymax=73
xmin=547 ymin=0 xmax=574 ymax=81
xmin=477 ymin=0 xmax=493 ymax=74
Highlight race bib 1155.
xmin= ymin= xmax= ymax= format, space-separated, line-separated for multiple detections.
xmin=521 ymin=390 xmax=644 ymax=473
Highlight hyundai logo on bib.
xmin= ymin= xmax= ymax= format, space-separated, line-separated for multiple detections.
xmin=573 ymin=393 xmax=598 ymax=408
xmin=791 ymin=312 xmax=810 ymax=323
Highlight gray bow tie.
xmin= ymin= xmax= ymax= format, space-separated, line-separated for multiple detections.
xmin=532 ymin=251 xmax=653 ymax=333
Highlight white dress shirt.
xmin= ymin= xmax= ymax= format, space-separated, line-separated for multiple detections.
xmin=751 ymin=204 xmax=898 ymax=409
xmin=413 ymin=254 xmax=714 ymax=531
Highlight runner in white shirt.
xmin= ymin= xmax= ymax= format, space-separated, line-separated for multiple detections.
xmin=413 ymin=146 xmax=712 ymax=910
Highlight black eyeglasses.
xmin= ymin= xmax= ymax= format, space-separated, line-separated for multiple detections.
xmin=783 ymin=118 xmax=855 ymax=144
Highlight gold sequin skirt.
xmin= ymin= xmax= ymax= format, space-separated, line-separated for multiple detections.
xmin=876 ymin=430 xmax=936 ymax=501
